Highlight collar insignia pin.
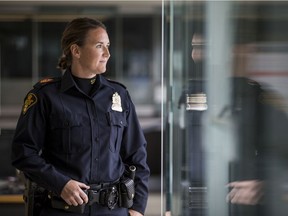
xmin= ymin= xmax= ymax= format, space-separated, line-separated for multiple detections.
xmin=112 ymin=92 xmax=123 ymax=112
xmin=90 ymin=78 xmax=96 ymax=85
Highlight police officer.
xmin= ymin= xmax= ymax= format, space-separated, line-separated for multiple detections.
xmin=11 ymin=17 xmax=150 ymax=216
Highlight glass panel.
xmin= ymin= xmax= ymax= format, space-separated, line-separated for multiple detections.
xmin=165 ymin=1 xmax=288 ymax=216
xmin=164 ymin=1 xmax=207 ymax=215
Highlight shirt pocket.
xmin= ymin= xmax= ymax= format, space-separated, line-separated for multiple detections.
xmin=49 ymin=114 xmax=83 ymax=154
xmin=107 ymin=111 xmax=127 ymax=153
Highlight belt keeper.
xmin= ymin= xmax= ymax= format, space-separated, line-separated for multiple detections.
xmin=87 ymin=190 xmax=101 ymax=205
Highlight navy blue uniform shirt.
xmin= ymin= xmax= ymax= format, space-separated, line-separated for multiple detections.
xmin=11 ymin=69 xmax=150 ymax=214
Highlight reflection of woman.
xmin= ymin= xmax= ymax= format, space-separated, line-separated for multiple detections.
xmin=12 ymin=17 xmax=149 ymax=216
xmin=191 ymin=33 xmax=265 ymax=208
xmin=227 ymin=44 xmax=288 ymax=216
xmin=166 ymin=31 xmax=208 ymax=216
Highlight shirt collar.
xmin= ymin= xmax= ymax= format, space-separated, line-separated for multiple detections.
xmin=99 ymin=75 xmax=116 ymax=90
xmin=60 ymin=68 xmax=76 ymax=92
xmin=60 ymin=68 xmax=115 ymax=92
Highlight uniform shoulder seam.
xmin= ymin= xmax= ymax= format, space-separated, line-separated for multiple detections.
xmin=107 ymin=79 xmax=127 ymax=89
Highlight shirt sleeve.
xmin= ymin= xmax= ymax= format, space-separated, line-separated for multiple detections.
xmin=11 ymin=89 xmax=70 ymax=195
xmin=120 ymin=90 xmax=150 ymax=215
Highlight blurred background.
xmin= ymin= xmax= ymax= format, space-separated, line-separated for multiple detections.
xmin=1 ymin=1 xmax=288 ymax=216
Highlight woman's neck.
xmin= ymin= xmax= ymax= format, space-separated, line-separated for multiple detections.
xmin=71 ymin=64 xmax=98 ymax=79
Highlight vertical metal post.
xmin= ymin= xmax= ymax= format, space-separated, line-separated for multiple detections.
xmin=205 ymin=2 xmax=235 ymax=216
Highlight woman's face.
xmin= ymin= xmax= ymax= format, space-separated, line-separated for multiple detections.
xmin=72 ymin=27 xmax=110 ymax=78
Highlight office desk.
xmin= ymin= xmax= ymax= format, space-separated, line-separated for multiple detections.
xmin=0 ymin=194 xmax=24 ymax=216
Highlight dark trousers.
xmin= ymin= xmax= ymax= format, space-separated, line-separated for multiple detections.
xmin=39 ymin=204 xmax=129 ymax=216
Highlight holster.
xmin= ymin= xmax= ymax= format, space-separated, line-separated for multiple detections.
xmin=50 ymin=195 xmax=86 ymax=214
xmin=23 ymin=177 xmax=47 ymax=216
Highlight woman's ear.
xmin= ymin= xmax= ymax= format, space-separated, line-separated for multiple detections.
xmin=70 ymin=44 xmax=80 ymax=58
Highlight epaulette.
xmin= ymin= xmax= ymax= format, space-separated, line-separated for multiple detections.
xmin=33 ymin=77 xmax=61 ymax=89
xmin=107 ymin=79 xmax=126 ymax=89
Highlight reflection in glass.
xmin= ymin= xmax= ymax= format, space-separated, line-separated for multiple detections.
xmin=165 ymin=1 xmax=288 ymax=216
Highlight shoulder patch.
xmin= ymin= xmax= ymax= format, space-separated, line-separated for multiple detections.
xmin=22 ymin=93 xmax=37 ymax=115
xmin=107 ymin=79 xmax=126 ymax=89
xmin=33 ymin=77 xmax=61 ymax=89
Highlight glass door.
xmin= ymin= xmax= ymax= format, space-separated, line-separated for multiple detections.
xmin=164 ymin=1 xmax=288 ymax=216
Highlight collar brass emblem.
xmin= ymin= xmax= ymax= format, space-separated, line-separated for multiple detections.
xmin=90 ymin=78 xmax=96 ymax=85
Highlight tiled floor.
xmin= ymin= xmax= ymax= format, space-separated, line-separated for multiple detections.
xmin=145 ymin=176 xmax=162 ymax=216
xmin=145 ymin=193 xmax=161 ymax=216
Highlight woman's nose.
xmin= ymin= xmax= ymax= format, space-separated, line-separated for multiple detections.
xmin=103 ymin=47 xmax=110 ymax=57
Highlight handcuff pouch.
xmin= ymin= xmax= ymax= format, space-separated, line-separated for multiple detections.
xmin=119 ymin=177 xmax=135 ymax=208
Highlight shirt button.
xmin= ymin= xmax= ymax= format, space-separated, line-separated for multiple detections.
xmin=95 ymin=137 xmax=99 ymax=142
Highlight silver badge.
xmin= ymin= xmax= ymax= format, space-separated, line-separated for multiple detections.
xmin=112 ymin=92 xmax=123 ymax=112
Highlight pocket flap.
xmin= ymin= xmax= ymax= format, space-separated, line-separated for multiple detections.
xmin=50 ymin=114 xmax=81 ymax=129
xmin=108 ymin=112 xmax=127 ymax=127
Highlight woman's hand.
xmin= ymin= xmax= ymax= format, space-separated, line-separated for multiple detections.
xmin=128 ymin=209 xmax=143 ymax=216
xmin=60 ymin=179 xmax=90 ymax=206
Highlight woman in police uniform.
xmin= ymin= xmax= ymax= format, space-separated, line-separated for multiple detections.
xmin=11 ymin=17 xmax=150 ymax=216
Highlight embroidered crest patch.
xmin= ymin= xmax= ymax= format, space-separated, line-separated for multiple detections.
xmin=22 ymin=93 xmax=37 ymax=115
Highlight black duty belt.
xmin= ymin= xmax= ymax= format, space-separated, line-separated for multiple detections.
xmin=49 ymin=166 xmax=136 ymax=213
xmin=49 ymin=181 xmax=120 ymax=213
xmin=87 ymin=183 xmax=119 ymax=209
xmin=24 ymin=166 xmax=136 ymax=214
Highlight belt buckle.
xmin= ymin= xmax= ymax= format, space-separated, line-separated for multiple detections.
xmin=87 ymin=185 xmax=119 ymax=210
